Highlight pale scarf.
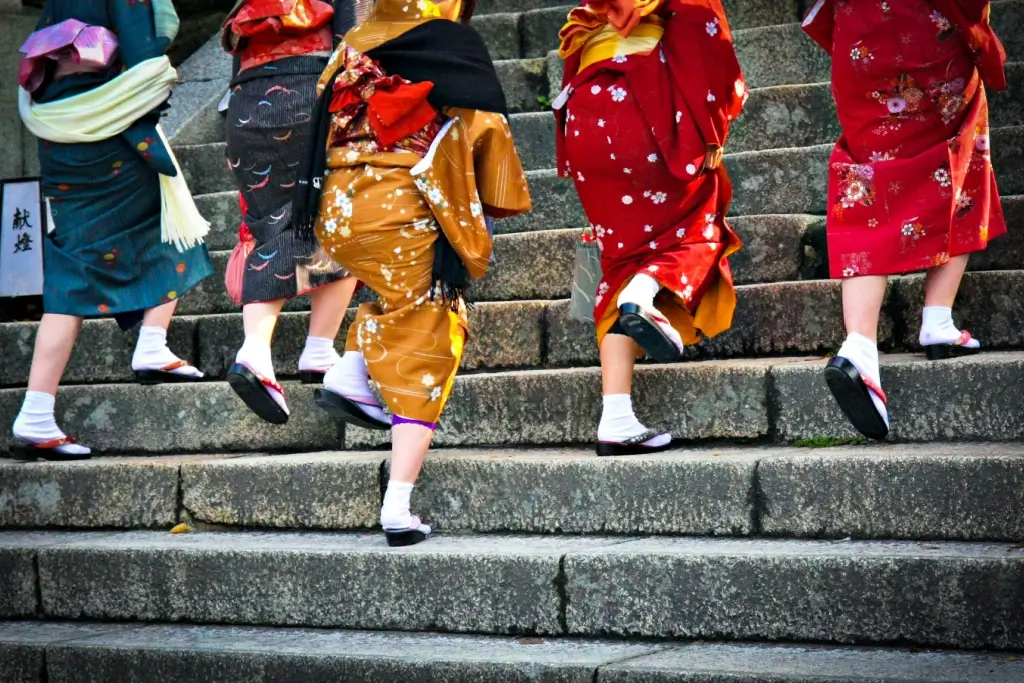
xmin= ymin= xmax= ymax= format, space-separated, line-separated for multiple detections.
xmin=18 ymin=56 xmax=209 ymax=252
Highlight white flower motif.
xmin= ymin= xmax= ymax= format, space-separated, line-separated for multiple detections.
xmin=647 ymin=153 xmax=658 ymax=163
xmin=647 ymin=265 xmax=659 ymax=273
xmin=643 ymin=190 xmax=652 ymax=198
xmin=470 ymin=201 xmax=483 ymax=217
xmin=622 ymin=195 xmax=634 ymax=205
xmin=675 ymin=111 xmax=682 ymax=123
xmin=617 ymin=242 xmax=624 ymax=248
xmin=706 ymin=18 xmax=719 ymax=36
xmin=644 ymin=225 xmax=653 ymax=232
xmin=681 ymin=284 xmax=694 ymax=300
xmin=427 ymin=187 xmax=444 ymax=205
xmin=676 ymin=227 xmax=686 ymax=238
xmin=623 ymin=168 xmax=632 ymax=174
xmin=649 ymin=241 xmax=658 ymax=250
xmin=598 ymin=119 xmax=606 ymax=127
xmin=323 ymin=218 xmax=338 ymax=234
xmin=364 ymin=319 xmax=379 ymax=334
xmin=612 ymin=55 xmax=628 ymax=64
xmin=598 ymin=282 xmax=610 ymax=295
xmin=703 ymin=224 xmax=715 ymax=240
xmin=680 ymin=274 xmax=689 ymax=285
xmin=591 ymin=85 xmax=602 ymax=95
xmin=421 ymin=373 xmax=436 ymax=387
xmin=686 ymin=163 xmax=697 ymax=175
xmin=705 ymin=212 xmax=718 ymax=224
xmin=430 ymin=387 xmax=442 ymax=401
xmin=610 ymin=153 xmax=617 ymax=160
xmin=707 ymin=91 xmax=716 ymax=102
xmin=610 ymin=87 xmax=627 ymax=103
xmin=843 ymin=266 xmax=858 ymax=277
xmin=651 ymin=191 xmax=668 ymax=204
xmin=577 ymin=172 xmax=586 ymax=182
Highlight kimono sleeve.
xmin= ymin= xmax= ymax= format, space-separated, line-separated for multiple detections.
xmin=452 ymin=108 xmax=532 ymax=219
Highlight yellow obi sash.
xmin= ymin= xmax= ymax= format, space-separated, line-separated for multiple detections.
xmin=577 ymin=17 xmax=665 ymax=72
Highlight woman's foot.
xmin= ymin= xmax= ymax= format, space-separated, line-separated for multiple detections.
xmin=229 ymin=338 xmax=289 ymax=423
xmin=132 ymin=326 xmax=203 ymax=383
xmin=596 ymin=394 xmax=672 ymax=456
xmin=825 ymin=333 xmax=889 ymax=440
xmin=11 ymin=391 xmax=91 ymax=460
xmin=298 ymin=335 xmax=342 ymax=384
xmin=919 ymin=306 xmax=980 ymax=359
xmin=381 ymin=481 xmax=432 ymax=547
xmin=616 ymin=274 xmax=684 ymax=362
xmin=316 ymin=351 xmax=390 ymax=430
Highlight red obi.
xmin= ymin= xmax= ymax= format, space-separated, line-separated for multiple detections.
xmin=330 ymin=72 xmax=437 ymax=148
xmin=224 ymin=0 xmax=335 ymax=71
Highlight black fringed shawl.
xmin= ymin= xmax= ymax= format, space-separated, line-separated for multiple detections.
xmin=294 ymin=18 xmax=507 ymax=307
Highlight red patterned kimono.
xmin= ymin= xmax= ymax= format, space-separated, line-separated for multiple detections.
xmin=555 ymin=0 xmax=746 ymax=345
xmin=803 ymin=0 xmax=1008 ymax=278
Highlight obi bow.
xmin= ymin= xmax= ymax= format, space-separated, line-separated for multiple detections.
xmin=558 ymin=0 xmax=665 ymax=58
xmin=330 ymin=72 xmax=437 ymax=148
xmin=19 ymin=19 xmax=119 ymax=94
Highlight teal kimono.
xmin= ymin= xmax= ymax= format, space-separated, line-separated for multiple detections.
xmin=32 ymin=0 xmax=212 ymax=329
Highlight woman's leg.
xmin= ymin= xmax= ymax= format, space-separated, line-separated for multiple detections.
xmin=133 ymin=300 xmax=203 ymax=378
xmin=919 ymin=254 xmax=978 ymax=348
xmin=596 ymin=331 xmax=671 ymax=450
xmin=841 ymin=275 xmax=888 ymax=343
xmin=380 ymin=421 xmax=434 ymax=534
xmin=299 ymin=276 xmax=359 ymax=375
xmin=13 ymin=314 xmax=91 ymax=455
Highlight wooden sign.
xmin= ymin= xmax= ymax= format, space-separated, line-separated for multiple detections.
xmin=0 ymin=178 xmax=46 ymax=298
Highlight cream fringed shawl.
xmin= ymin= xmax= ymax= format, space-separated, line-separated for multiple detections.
xmin=18 ymin=55 xmax=209 ymax=252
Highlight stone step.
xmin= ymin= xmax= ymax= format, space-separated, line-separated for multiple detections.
xmin=3 ymin=444 xmax=1022 ymax=543
xmin=6 ymin=622 xmax=1024 ymax=683
xmin=7 ymin=621 xmax=1023 ymax=683
xmin=3 ymin=351 xmax=1024 ymax=454
xmin=2 ymin=530 xmax=1022 ymax=648
xmin=5 ymin=266 xmax=1024 ymax=388
xmin=181 ymin=124 xmax=1023 ymax=220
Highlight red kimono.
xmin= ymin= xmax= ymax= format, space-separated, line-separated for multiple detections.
xmin=555 ymin=0 xmax=746 ymax=345
xmin=803 ymin=0 xmax=1008 ymax=278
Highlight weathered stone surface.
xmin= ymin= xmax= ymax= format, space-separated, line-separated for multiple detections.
xmin=194 ymin=311 xmax=328 ymax=380
xmin=463 ymin=300 xmax=546 ymax=370
xmin=194 ymin=190 xmax=242 ymax=251
xmin=472 ymin=12 xmax=522 ymax=61
xmin=181 ymin=453 xmax=380 ymax=529
xmin=494 ymin=57 xmax=550 ymax=114
xmin=758 ymin=443 xmax=1024 ymax=542
xmin=893 ymin=270 xmax=1024 ymax=350
xmin=990 ymin=63 xmax=1024 ymax=129
xmin=0 ymin=531 xmax=71 ymax=617
xmin=164 ymin=79 xmax=227 ymax=146
xmin=36 ymin=531 xmax=614 ymax=634
xmin=726 ymin=214 xmax=811 ymax=284
xmin=771 ymin=352 xmax=1024 ymax=443
xmin=174 ymin=34 xmax=232 ymax=83
xmin=45 ymin=623 xmax=659 ymax=683
xmin=0 ymin=317 xmax=199 ymax=387
xmin=178 ymin=142 xmax=231 ymax=197
xmin=0 ymin=103 xmax=24 ymax=178
xmin=476 ymin=228 xmax=576 ymax=301
xmin=734 ymin=24 xmax=831 ymax=90
xmin=992 ymin=0 xmax=1024 ymax=62
xmin=968 ymin=194 xmax=1024 ymax=271
xmin=728 ymin=144 xmax=831 ymax=216
xmin=520 ymin=8 xmax=566 ymax=60
xmin=730 ymin=83 xmax=839 ymax=154
xmin=509 ymin=111 xmax=557 ymax=172
xmin=600 ymin=642 xmax=1024 ymax=683
xmin=346 ymin=360 xmax=771 ymax=448
xmin=0 ymin=382 xmax=343 ymax=454
xmin=0 ymin=458 xmax=179 ymax=529
xmin=563 ymin=537 xmax=1024 ymax=648
xmin=0 ymin=622 xmax=142 ymax=683
xmin=408 ymin=448 xmax=757 ymax=535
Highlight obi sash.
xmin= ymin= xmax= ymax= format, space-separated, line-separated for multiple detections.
xmin=18 ymin=19 xmax=119 ymax=94
xmin=223 ymin=0 xmax=335 ymax=70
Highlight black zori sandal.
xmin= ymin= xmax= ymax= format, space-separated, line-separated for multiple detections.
xmin=9 ymin=437 xmax=91 ymax=462
xmin=596 ymin=429 xmax=673 ymax=457
xmin=384 ymin=516 xmax=431 ymax=547
xmin=924 ymin=330 xmax=980 ymax=360
xmin=617 ymin=303 xmax=684 ymax=363
xmin=134 ymin=360 xmax=202 ymax=385
xmin=314 ymin=388 xmax=391 ymax=431
xmin=299 ymin=370 xmax=326 ymax=385
xmin=227 ymin=363 xmax=289 ymax=425
xmin=824 ymin=356 xmax=889 ymax=441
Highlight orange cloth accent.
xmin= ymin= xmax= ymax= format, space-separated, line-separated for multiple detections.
xmin=331 ymin=75 xmax=437 ymax=148
xmin=559 ymin=0 xmax=665 ymax=58
xmin=225 ymin=0 xmax=335 ymax=70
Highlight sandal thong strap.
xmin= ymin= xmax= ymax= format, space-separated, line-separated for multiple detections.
xmin=238 ymin=363 xmax=286 ymax=396
xmin=616 ymin=429 xmax=664 ymax=447
xmin=860 ymin=375 xmax=888 ymax=405
xmin=161 ymin=359 xmax=192 ymax=372
xmin=955 ymin=330 xmax=973 ymax=346
xmin=28 ymin=436 xmax=78 ymax=450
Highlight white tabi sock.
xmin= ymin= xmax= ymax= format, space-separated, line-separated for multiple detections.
xmin=323 ymin=351 xmax=387 ymax=422
xmin=616 ymin=273 xmax=661 ymax=311
xmin=837 ymin=332 xmax=889 ymax=428
xmin=12 ymin=391 xmax=91 ymax=455
xmin=597 ymin=393 xmax=671 ymax=447
xmin=298 ymin=336 xmax=341 ymax=373
xmin=132 ymin=326 xmax=202 ymax=378
xmin=235 ymin=337 xmax=288 ymax=414
xmin=919 ymin=306 xmax=980 ymax=348
xmin=380 ymin=480 xmax=431 ymax=533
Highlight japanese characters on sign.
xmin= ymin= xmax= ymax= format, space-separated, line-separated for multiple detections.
xmin=0 ymin=179 xmax=46 ymax=298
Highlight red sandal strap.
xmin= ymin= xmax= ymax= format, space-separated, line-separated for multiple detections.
xmin=161 ymin=359 xmax=191 ymax=372
xmin=955 ymin=330 xmax=973 ymax=346
xmin=860 ymin=375 xmax=888 ymax=405
xmin=29 ymin=436 xmax=77 ymax=450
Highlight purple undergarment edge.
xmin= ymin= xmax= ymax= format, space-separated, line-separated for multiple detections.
xmin=392 ymin=415 xmax=437 ymax=431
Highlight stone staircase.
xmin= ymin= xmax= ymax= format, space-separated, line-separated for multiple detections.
xmin=2 ymin=1 xmax=1023 ymax=680
xmin=0 ymin=1 xmax=39 ymax=179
